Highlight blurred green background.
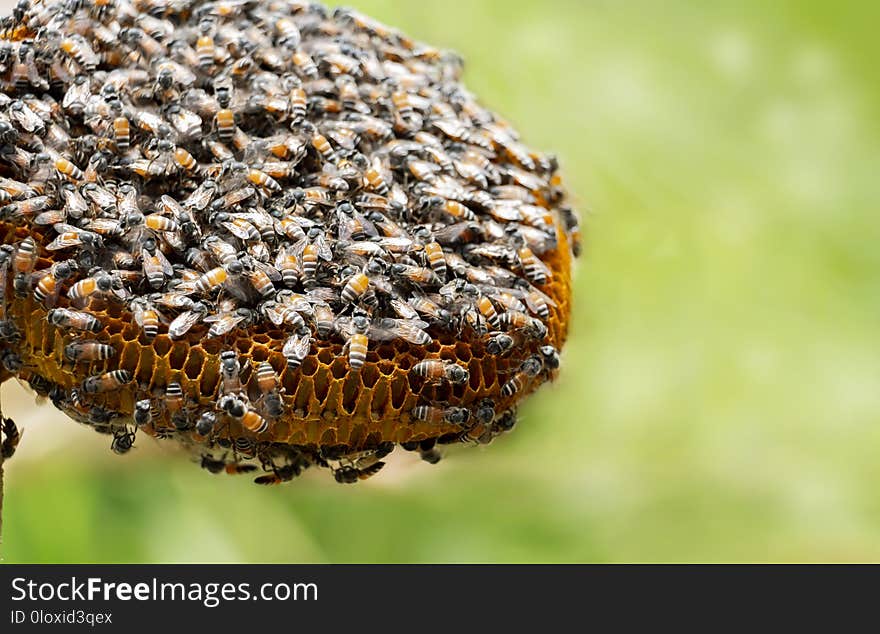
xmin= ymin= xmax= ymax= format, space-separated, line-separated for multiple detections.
xmin=2 ymin=0 xmax=880 ymax=562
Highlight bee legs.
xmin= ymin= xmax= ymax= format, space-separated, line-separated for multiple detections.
xmin=1 ymin=415 xmax=20 ymax=460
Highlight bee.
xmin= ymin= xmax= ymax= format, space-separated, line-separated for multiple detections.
xmin=223 ymin=462 xmax=258 ymax=475
xmin=81 ymin=182 xmax=118 ymax=211
xmin=219 ymin=350 xmax=241 ymax=394
xmin=339 ymin=272 xmax=370 ymax=305
xmin=210 ymin=185 xmax=255 ymax=212
xmin=255 ymin=361 xmax=284 ymax=418
xmin=240 ymin=408 xmax=268 ymax=434
xmin=195 ymin=411 xmax=217 ymax=437
xmin=341 ymin=314 xmax=369 ymax=370
xmin=296 ymin=186 xmax=334 ymax=208
xmin=3 ymin=195 xmax=52 ymax=220
xmin=539 ymin=345 xmax=560 ymax=371
xmin=0 ymin=417 xmax=19 ymax=460
xmin=426 ymin=197 xmax=477 ymax=222
xmin=521 ymin=286 xmax=555 ymax=320
xmin=134 ymin=399 xmax=152 ymax=427
xmin=132 ymin=297 xmax=162 ymax=340
xmin=173 ymin=147 xmax=198 ymax=172
xmin=422 ymin=241 xmax=447 ymax=278
xmin=498 ymin=310 xmax=548 ymax=340
xmin=275 ymin=16 xmax=301 ymax=48
xmin=419 ymin=446 xmax=442 ymax=464
xmin=9 ymin=100 xmax=45 ymax=135
xmin=311 ymin=303 xmax=335 ymax=338
xmin=391 ymin=90 xmax=418 ymax=120
xmin=60 ymin=36 xmax=98 ymax=72
xmin=47 ymin=308 xmax=103 ymax=333
xmin=205 ymin=307 xmax=253 ymax=337
xmin=241 ymin=261 xmax=278 ymax=299
xmin=282 ymin=331 xmax=311 ymax=369
xmin=246 ymin=167 xmax=281 ymax=193
xmin=254 ymin=463 xmax=302 ymax=485
xmin=411 ymin=360 xmax=469 ymax=385
xmin=191 ymin=266 xmax=229 ymax=295
xmin=0 ymin=177 xmax=36 ymax=200
xmin=131 ymin=110 xmax=165 ymax=138
xmin=214 ymin=108 xmax=235 ymax=143
xmin=199 ymin=454 xmax=226 ymax=474
xmin=476 ymin=296 xmax=502 ymax=330
xmin=273 ymin=245 xmax=301 ymax=287
xmin=111 ymin=428 xmax=136 ymax=455
xmin=141 ymin=238 xmax=173 ymax=289
xmin=517 ymin=246 xmax=550 ymax=285
xmin=64 ymin=341 xmax=118 ymax=363
xmin=333 ymin=462 xmax=385 ymax=484
xmin=82 ymin=370 xmax=132 ymax=394
xmin=500 ymin=356 xmax=543 ymax=398
xmin=337 ymin=76 xmax=367 ymax=113
xmin=310 ymin=132 xmax=338 ymax=164
xmin=292 ymin=51 xmax=318 ymax=79
xmin=112 ymin=116 xmax=131 ymax=152
xmin=411 ymin=405 xmax=470 ymax=426
xmin=432 ymin=118 xmax=491 ymax=150
xmin=362 ymin=165 xmax=389 ymax=195
xmin=34 ymin=260 xmax=77 ymax=308
xmin=407 ymin=295 xmax=455 ymax=330
xmin=486 ymin=332 xmax=515 ymax=355
xmin=297 ymin=227 xmax=332 ymax=280
xmin=474 ymin=398 xmax=497 ymax=426
xmin=12 ymin=236 xmax=37 ymax=297
xmin=120 ymin=27 xmax=167 ymax=58
xmin=390 ymin=263 xmax=440 ymax=286
xmin=67 ymin=272 xmax=113 ymax=301
xmin=168 ymin=301 xmax=208 ymax=339
xmin=334 ymin=203 xmax=376 ymax=242
xmin=219 ymin=393 xmax=247 ymax=420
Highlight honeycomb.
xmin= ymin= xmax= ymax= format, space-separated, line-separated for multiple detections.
xmin=0 ymin=0 xmax=579 ymax=483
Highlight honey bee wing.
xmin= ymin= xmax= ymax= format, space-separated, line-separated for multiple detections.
xmin=205 ymin=313 xmax=245 ymax=336
xmin=369 ymin=318 xmax=431 ymax=344
xmin=155 ymin=246 xmax=174 ymax=276
xmin=376 ymin=237 xmax=417 ymax=253
xmin=33 ymin=209 xmax=67 ymax=225
xmin=487 ymin=201 xmax=524 ymax=222
xmin=524 ymin=252 xmax=552 ymax=278
xmin=390 ymin=298 xmax=420 ymax=320
xmin=290 ymin=236 xmax=307 ymax=259
xmin=252 ymin=259 xmax=282 ymax=282
xmin=333 ymin=316 xmax=356 ymax=339
xmin=315 ymin=234 xmax=333 ymax=261
xmin=159 ymin=194 xmax=184 ymax=216
xmin=344 ymin=241 xmax=384 ymax=257
xmin=261 ymin=302 xmax=285 ymax=326
xmin=273 ymin=245 xmax=301 ymax=271
xmin=45 ymin=232 xmax=82 ymax=250
xmin=283 ymin=332 xmax=312 ymax=357
xmin=336 ymin=216 xmax=356 ymax=242
xmin=184 ymin=182 xmax=215 ymax=210
xmin=221 ymin=220 xmax=256 ymax=241
xmin=281 ymin=294 xmax=312 ymax=313
xmin=168 ymin=309 xmax=202 ymax=339
xmin=369 ymin=274 xmax=395 ymax=296
xmin=306 ymin=287 xmax=338 ymax=304
xmin=228 ymin=186 xmax=256 ymax=207
xmin=84 ymin=218 xmax=122 ymax=235
xmin=354 ymin=209 xmax=379 ymax=237
xmin=523 ymin=284 xmax=557 ymax=309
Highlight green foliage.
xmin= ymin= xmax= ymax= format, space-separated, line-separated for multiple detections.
xmin=3 ymin=0 xmax=879 ymax=562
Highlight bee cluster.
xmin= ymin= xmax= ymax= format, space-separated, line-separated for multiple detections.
xmin=0 ymin=0 xmax=579 ymax=483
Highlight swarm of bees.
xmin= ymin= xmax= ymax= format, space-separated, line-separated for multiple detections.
xmin=0 ymin=0 xmax=579 ymax=484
